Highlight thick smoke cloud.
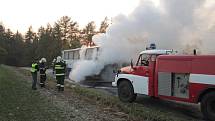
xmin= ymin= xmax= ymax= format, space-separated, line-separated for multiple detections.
xmin=70 ymin=0 xmax=215 ymax=82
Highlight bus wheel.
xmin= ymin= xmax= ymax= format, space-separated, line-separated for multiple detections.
xmin=118 ymin=80 xmax=136 ymax=103
xmin=201 ymin=92 xmax=215 ymax=121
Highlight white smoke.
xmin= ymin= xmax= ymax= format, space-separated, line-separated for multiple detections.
xmin=69 ymin=45 xmax=105 ymax=81
xmin=70 ymin=0 xmax=215 ymax=82
xmin=69 ymin=60 xmax=104 ymax=81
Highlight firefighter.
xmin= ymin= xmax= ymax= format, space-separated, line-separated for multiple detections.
xmin=31 ymin=60 xmax=39 ymax=90
xmin=55 ymin=56 xmax=66 ymax=91
xmin=39 ymin=58 xmax=47 ymax=87
xmin=52 ymin=58 xmax=56 ymax=75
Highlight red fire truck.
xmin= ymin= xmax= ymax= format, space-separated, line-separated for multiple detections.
xmin=112 ymin=49 xmax=215 ymax=120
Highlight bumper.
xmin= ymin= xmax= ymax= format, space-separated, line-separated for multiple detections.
xmin=112 ymin=81 xmax=117 ymax=87
xmin=112 ymin=75 xmax=119 ymax=87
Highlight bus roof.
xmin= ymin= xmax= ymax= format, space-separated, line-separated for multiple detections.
xmin=139 ymin=49 xmax=174 ymax=55
xmin=62 ymin=46 xmax=99 ymax=52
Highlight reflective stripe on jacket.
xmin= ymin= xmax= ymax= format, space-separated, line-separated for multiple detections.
xmin=56 ymin=73 xmax=65 ymax=76
xmin=55 ymin=62 xmax=66 ymax=76
xmin=55 ymin=66 xmax=65 ymax=70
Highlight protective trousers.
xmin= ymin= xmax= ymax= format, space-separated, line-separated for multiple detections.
xmin=31 ymin=72 xmax=37 ymax=90
xmin=56 ymin=76 xmax=65 ymax=91
xmin=40 ymin=74 xmax=46 ymax=87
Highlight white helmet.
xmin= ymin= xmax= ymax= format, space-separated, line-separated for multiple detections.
xmin=52 ymin=58 xmax=56 ymax=62
xmin=56 ymin=56 xmax=62 ymax=63
xmin=41 ymin=58 xmax=47 ymax=63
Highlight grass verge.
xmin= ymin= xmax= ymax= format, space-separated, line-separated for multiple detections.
xmin=0 ymin=65 xmax=65 ymax=121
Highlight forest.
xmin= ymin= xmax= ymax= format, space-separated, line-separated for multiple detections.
xmin=0 ymin=16 xmax=109 ymax=66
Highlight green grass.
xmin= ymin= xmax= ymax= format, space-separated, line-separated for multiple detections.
xmin=0 ymin=65 xmax=65 ymax=121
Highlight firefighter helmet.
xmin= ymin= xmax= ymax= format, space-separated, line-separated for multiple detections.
xmin=41 ymin=58 xmax=47 ymax=63
xmin=56 ymin=56 xmax=62 ymax=63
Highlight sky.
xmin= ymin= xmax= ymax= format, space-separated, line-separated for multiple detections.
xmin=0 ymin=0 xmax=154 ymax=33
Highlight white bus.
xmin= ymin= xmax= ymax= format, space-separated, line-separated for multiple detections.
xmin=62 ymin=46 xmax=127 ymax=85
xmin=62 ymin=46 xmax=100 ymax=78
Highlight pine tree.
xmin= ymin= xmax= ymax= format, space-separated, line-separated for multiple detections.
xmin=0 ymin=46 xmax=7 ymax=64
xmin=0 ymin=24 xmax=8 ymax=64
xmin=37 ymin=26 xmax=50 ymax=62
xmin=99 ymin=17 xmax=109 ymax=33
xmin=44 ymin=23 xmax=54 ymax=64
xmin=0 ymin=24 xmax=6 ymax=50
xmin=83 ymin=21 xmax=96 ymax=46
xmin=4 ymin=29 xmax=15 ymax=65
xmin=58 ymin=16 xmax=71 ymax=49
xmin=11 ymin=31 xmax=25 ymax=66
xmin=68 ymin=20 xmax=81 ymax=49
xmin=24 ymin=26 xmax=36 ymax=66
xmin=52 ymin=22 xmax=63 ymax=57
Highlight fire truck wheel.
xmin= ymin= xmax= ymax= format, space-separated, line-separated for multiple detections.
xmin=118 ymin=80 xmax=136 ymax=103
xmin=201 ymin=92 xmax=215 ymax=121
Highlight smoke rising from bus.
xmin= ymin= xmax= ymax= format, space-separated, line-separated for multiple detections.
xmin=70 ymin=0 xmax=215 ymax=82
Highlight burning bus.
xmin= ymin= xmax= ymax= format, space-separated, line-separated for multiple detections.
xmin=62 ymin=46 xmax=99 ymax=77
xmin=62 ymin=46 xmax=121 ymax=85
xmin=62 ymin=48 xmax=81 ymax=72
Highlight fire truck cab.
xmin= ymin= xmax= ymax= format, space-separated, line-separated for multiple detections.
xmin=112 ymin=49 xmax=215 ymax=120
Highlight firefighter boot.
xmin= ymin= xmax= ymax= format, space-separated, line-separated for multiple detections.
xmin=32 ymin=87 xmax=37 ymax=90
xmin=60 ymin=85 xmax=64 ymax=91
xmin=57 ymin=86 xmax=60 ymax=91
xmin=40 ymin=83 xmax=44 ymax=88
xmin=61 ymin=87 xmax=64 ymax=91
xmin=40 ymin=81 xmax=45 ymax=87
xmin=56 ymin=84 xmax=60 ymax=91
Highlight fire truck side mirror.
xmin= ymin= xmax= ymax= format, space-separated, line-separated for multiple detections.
xmin=130 ymin=59 xmax=134 ymax=69
xmin=193 ymin=49 xmax=197 ymax=55
xmin=113 ymin=70 xmax=116 ymax=73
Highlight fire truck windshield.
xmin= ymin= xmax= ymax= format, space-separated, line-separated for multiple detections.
xmin=136 ymin=54 xmax=150 ymax=66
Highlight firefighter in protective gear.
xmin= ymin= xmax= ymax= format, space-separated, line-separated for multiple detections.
xmin=31 ymin=60 xmax=39 ymax=90
xmin=55 ymin=56 xmax=66 ymax=91
xmin=52 ymin=58 xmax=56 ymax=75
xmin=39 ymin=58 xmax=47 ymax=87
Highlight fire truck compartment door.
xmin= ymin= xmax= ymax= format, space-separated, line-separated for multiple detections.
xmin=158 ymin=72 xmax=172 ymax=96
xmin=117 ymin=74 xmax=149 ymax=95
xmin=158 ymin=72 xmax=189 ymax=98
xmin=172 ymin=73 xmax=189 ymax=98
